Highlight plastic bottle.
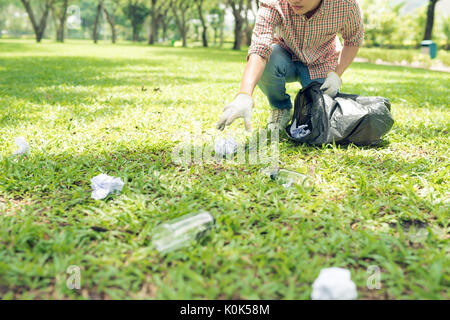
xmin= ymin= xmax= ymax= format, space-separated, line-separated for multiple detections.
xmin=270 ymin=168 xmax=313 ymax=189
xmin=152 ymin=211 xmax=216 ymax=253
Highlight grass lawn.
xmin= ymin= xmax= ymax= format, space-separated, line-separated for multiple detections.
xmin=357 ymin=47 xmax=450 ymax=68
xmin=0 ymin=39 xmax=448 ymax=300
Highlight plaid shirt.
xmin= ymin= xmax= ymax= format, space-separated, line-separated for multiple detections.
xmin=249 ymin=0 xmax=364 ymax=79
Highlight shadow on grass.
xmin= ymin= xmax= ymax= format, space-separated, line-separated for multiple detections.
xmin=0 ymin=55 xmax=233 ymax=110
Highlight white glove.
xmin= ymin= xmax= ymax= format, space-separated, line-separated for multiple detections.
xmin=320 ymin=72 xmax=342 ymax=97
xmin=216 ymin=93 xmax=253 ymax=132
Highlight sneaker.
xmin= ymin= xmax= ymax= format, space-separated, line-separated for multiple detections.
xmin=267 ymin=108 xmax=292 ymax=132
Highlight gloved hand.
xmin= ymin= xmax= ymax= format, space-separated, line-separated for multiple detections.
xmin=320 ymin=71 xmax=342 ymax=97
xmin=216 ymin=93 xmax=253 ymax=132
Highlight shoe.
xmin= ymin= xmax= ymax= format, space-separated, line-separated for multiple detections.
xmin=267 ymin=108 xmax=292 ymax=132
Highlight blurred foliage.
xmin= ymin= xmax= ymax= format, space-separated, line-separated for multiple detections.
xmin=0 ymin=0 xmax=449 ymax=51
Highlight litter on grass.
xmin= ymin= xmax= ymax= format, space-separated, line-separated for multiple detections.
xmin=260 ymin=166 xmax=280 ymax=178
xmin=262 ymin=167 xmax=313 ymax=189
xmin=90 ymin=174 xmax=124 ymax=200
xmin=214 ymin=137 xmax=237 ymax=158
xmin=12 ymin=137 xmax=30 ymax=157
xmin=152 ymin=211 xmax=216 ymax=253
xmin=311 ymin=267 xmax=358 ymax=300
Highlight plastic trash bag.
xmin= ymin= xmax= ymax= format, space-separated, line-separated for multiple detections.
xmin=311 ymin=267 xmax=358 ymax=300
xmin=12 ymin=137 xmax=30 ymax=156
xmin=286 ymin=82 xmax=394 ymax=146
xmin=90 ymin=174 xmax=124 ymax=200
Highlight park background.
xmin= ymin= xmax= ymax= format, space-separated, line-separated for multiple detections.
xmin=0 ymin=0 xmax=449 ymax=299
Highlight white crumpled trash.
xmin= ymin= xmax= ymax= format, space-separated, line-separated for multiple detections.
xmin=289 ymin=119 xmax=311 ymax=139
xmin=311 ymin=267 xmax=358 ymax=300
xmin=214 ymin=137 xmax=237 ymax=158
xmin=90 ymin=174 xmax=124 ymax=200
xmin=12 ymin=137 xmax=30 ymax=156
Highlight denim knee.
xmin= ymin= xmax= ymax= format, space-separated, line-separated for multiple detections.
xmin=260 ymin=45 xmax=292 ymax=81
xmin=258 ymin=45 xmax=294 ymax=109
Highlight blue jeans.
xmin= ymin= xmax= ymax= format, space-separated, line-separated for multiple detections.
xmin=258 ymin=44 xmax=325 ymax=110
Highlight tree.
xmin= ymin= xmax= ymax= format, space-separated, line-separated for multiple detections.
xmin=209 ymin=3 xmax=225 ymax=47
xmin=92 ymin=0 xmax=103 ymax=43
xmin=123 ymin=0 xmax=149 ymax=41
xmin=423 ymin=0 xmax=440 ymax=40
xmin=52 ymin=0 xmax=70 ymax=42
xmin=103 ymin=0 xmax=121 ymax=43
xmin=243 ymin=0 xmax=256 ymax=46
xmin=194 ymin=0 xmax=207 ymax=47
xmin=170 ymin=0 xmax=193 ymax=47
xmin=148 ymin=0 xmax=168 ymax=44
xmin=159 ymin=5 xmax=171 ymax=42
xmin=0 ymin=0 xmax=11 ymax=38
xmin=443 ymin=16 xmax=450 ymax=50
xmin=228 ymin=0 xmax=246 ymax=50
xmin=359 ymin=0 xmax=405 ymax=48
xmin=20 ymin=0 xmax=54 ymax=42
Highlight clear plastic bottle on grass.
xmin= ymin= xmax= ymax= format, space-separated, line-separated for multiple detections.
xmin=152 ymin=211 xmax=216 ymax=253
xmin=269 ymin=168 xmax=313 ymax=189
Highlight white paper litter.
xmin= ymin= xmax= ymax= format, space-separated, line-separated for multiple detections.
xmin=90 ymin=174 xmax=124 ymax=200
xmin=290 ymin=119 xmax=310 ymax=139
xmin=311 ymin=267 xmax=358 ymax=300
xmin=12 ymin=137 xmax=30 ymax=156
xmin=214 ymin=137 xmax=237 ymax=158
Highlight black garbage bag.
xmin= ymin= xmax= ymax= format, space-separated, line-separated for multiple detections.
xmin=285 ymin=82 xmax=394 ymax=146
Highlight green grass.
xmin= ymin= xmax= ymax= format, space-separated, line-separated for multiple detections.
xmin=0 ymin=39 xmax=449 ymax=300
xmin=358 ymin=47 xmax=450 ymax=68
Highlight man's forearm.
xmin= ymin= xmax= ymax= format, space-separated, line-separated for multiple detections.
xmin=239 ymin=54 xmax=268 ymax=96
xmin=334 ymin=45 xmax=360 ymax=77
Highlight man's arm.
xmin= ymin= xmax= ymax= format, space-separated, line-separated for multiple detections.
xmin=334 ymin=45 xmax=359 ymax=78
xmin=239 ymin=54 xmax=268 ymax=96
xmin=216 ymin=54 xmax=267 ymax=132
xmin=321 ymin=0 xmax=364 ymax=96
xmin=320 ymin=45 xmax=360 ymax=97
xmin=216 ymin=2 xmax=281 ymax=131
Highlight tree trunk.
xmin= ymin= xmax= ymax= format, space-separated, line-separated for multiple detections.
xmin=56 ymin=0 xmax=69 ymax=42
xmin=171 ymin=1 xmax=188 ymax=47
xmin=93 ymin=1 xmax=103 ymax=43
xmin=244 ymin=0 xmax=253 ymax=46
xmin=132 ymin=24 xmax=139 ymax=41
xmin=181 ymin=24 xmax=187 ymax=47
xmin=103 ymin=6 xmax=116 ymax=43
xmin=219 ymin=14 xmax=224 ymax=47
xmin=233 ymin=17 xmax=243 ymax=50
xmin=148 ymin=15 xmax=159 ymax=44
xmin=148 ymin=0 xmax=158 ymax=44
xmin=161 ymin=18 xmax=167 ymax=42
xmin=196 ymin=0 xmax=208 ymax=47
xmin=213 ymin=27 xmax=217 ymax=45
xmin=20 ymin=0 xmax=52 ymax=43
xmin=423 ymin=0 xmax=439 ymax=40
xmin=229 ymin=0 xmax=245 ymax=50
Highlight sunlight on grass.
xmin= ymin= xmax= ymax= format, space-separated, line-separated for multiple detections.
xmin=0 ymin=39 xmax=449 ymax=300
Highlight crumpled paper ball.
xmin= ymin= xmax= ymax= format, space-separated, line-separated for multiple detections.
xmin=311 ymin=267 xmax=358 ymax=300
xmin=90 ymin=174 xmax=124 ymax=200
xmin=289 ymin=119 xmax=311 ymax=139
xmin=214 ymin=137 xmax=237 ymax=158
xmin=12 ymin=137 xmax=30 ymax=156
